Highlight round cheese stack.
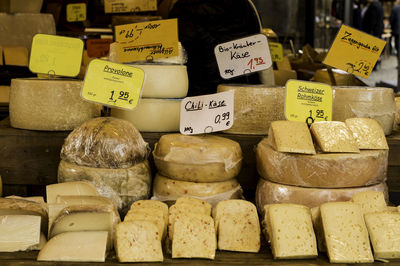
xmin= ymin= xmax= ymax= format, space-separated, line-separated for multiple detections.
xmin=9 ymin=78 xmax=101 ymax=131
xmin=111 ymin=98 xmax=181 ymax=132
xmin=256 ymin=179 xmax=388 ymax=213
xmin=256 ymin=139 xmax=388 ymax=188
xmin=333 ymin=87 xmax=396 ymax=135
xmin=217 ymin=85 xmax=285 ymax=135
xmin=153 ymin=133 xmax=242 ymax=182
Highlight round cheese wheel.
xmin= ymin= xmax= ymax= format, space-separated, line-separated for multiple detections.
xmin=111 ymin=98 xmax=181 ymax=132
xmin=61 ymin=117 xmax=149 ymax=169
xmin=255 ymin=178 xmax=388 ymax=213
xmin=217 ymin=84 xmax=285 ymax=135
xmin=153 ymin=133 xmax=242 ymax=182
xmin=256 ymin=139 xmax=387 ymax=188
xmin=9 ymin=78 xmax=101 ymax=131
xmin=333 ymin=86 xmax=396 ymax=135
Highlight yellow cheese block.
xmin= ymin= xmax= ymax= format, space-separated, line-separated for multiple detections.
xmin=124 ymin=208 xmax=166 ymax=240
xmin=395 ymin=97 xmax=400 ymax=130
xmin=345 ymin=118 xmax=388 ymax=149
xmin=351 ymin=191 xmax=387 ymax=214
xmin=130 ymin=200 xmax=168 ymax=227
xmin=9 ymin=78 xmax=101 ymax=131
xmin=0 ymin=86 xmax=10 ymax=103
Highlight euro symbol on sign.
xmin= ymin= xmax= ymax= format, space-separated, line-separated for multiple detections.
xmin=129 ymin=99 xmax=133 ymax=104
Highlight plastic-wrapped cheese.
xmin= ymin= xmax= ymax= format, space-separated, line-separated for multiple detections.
xmin=153 ymin=134 xmax=242 ymax=182
xmin=111 ymin=98 xmax=181 ymax=132
xmin=256 ymin=179 xmax=388 ymax=213
xmin=61 ymin=117 xmax=149 ymax=169
xmin=256 ymin=139 xmax=387 ymax=188
xmin=217 ymin=85 xmax=285 ymax=135
xmin=9 ymin=79 xmax=101 ymax=131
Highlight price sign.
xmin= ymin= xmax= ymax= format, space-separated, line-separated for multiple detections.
xmin=81 ymin=59 xmax=144 ymax=110
xmin=115 ymin=18 xmax=178 ymax=63
xmin=87 ymin=39 xmax=113 ymax=58
xmin=323 ymin=24 xmax=386 ymax=78
xmin=214 ymin=34 xmax=272 ymax=79
xmin=180 ymin=91 xmax=234 ymax=135
xmin=269 ymin=42 xmax=283 ymax=62
xmin=104 ymin=0 xmax=157 ymax=13
xmin=285 ymin=80 xmax=333 ymax=125
xmin=29 ymin=34 xmax=84 ymax=77
xmin=66 ymin=3 xmax=86 ymax=22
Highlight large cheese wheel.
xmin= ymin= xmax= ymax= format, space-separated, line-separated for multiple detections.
xmin=9 ymin=79 xmax=101 ymax=131
xmin=111 ymin=98 xmax=181 ymax=132
xmin=255 ymin=179 xmax=388 ymax=213
xmin=395 ymin=97 xmax=400 ymax=130
xmin=256 ymin=139 xmax=387 ymax=188
xmin=153 ymin=134 xmax=242 ymax=182
xmin=333 ymin=87 xmax=396 ymax=135
xmin=61 ymin=117 xmax=149 ymax=169
xmin=217 ymin=85 xmax=285 ymax=135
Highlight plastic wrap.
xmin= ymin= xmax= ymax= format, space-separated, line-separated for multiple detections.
xmin=61 ymin=117 xmax=150 ymax=169
xmin=345 ymin=118 xmax=389 ymax=149
xmin=217 ymin=85 xmax=285 ymax=135
xmin=256 ymin=140 xmax=387 ymax=188
xmin=58 ymin=159 xmax=151 ymax=213
xmin=255 ymin=178 xmax=388 ymax=214
xmin=333 ymin=86 xmax=396 ymax=135
xmin=10 ymin=78 xmax=101 ymax=131
xmin=153 ymin=134 xmax=242 ymax=182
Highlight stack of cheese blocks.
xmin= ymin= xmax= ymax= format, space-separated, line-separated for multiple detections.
xmin=151 ymin=133 xmax=244 ymax=205
xmin=256 ymin=118 xmax=389 ymax=212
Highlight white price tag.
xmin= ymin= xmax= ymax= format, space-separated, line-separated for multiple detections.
xmin=214 ymin=34 xmax=272 ymax=79
xmin=180 ymin=91 xmax=234 ymax=135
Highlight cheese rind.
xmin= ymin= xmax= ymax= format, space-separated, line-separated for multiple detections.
xmin=345 ymin=118 xmax=388 ymax=149
xmin=46 ymin=181 xmax=99 ymax=204
xmin=351 ymin=191 xmax=387 ymax=214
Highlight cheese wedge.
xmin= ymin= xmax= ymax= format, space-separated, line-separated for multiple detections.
xmin=310 ymin=207 xmax=325 ymax=252
xmin=352 ymin=191 xmax=387 ymax=214
xmin=175 ymin=197 xmax=212 ymax=215
xmin=124 ymin=208 xmax=166 ymax=239
xmin=46 ymin=181 xmax=99 ymax=204
xmin=130 ymin=200 xmax=168 ymax=226
xmin=345 ymin=118 xmax=388 ymax=149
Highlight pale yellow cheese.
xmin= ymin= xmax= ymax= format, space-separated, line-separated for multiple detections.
xmin=395 ymin=97 xmax=400 ymax=130
xmin=0 ymin=175 xmax=2 ymax=197
xmin=351 ymin=191 xmax=387 ymax=214
xmin=130 ymin=200 xmax=168 ymax=227
xmin=345 ymin=118 xmax=388 ymax=149
xmin=46 ymin=181 xmax=99 ymax=204
xmin=3 ymin=46 xmax=28 ymax=66
xmin=175 ymin=197 xmax=212 ymax=215
xmin=124 ymin=208 xmax=166 ymax=239
xmin=0 ymin=86 xmax=9 ymax=104
xmin=310 ymin=207 xmax=325 ymax=252
xmin=1 ymin=0 xmax=43 ymax=14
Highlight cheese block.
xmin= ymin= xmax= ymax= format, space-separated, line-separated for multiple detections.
xmin=345 ymin=118 xmax=389 ymax=149
xmin=217 ymin=84 xmax=285 ymax=135
xmin=0 ymin=0 xmax=43 ymax=13
xmin=172 ymin=213 xmax=216 ymax=259
xmin=153 ymin=134 xmax=242 ymax=182
xmin=265 ymin=204 xmax=317 ymax=259
xmin=5 ymin=196 xmax=47 ymax=215
xmin=130 ymin=200 xmax=168 ymax=226
xmin=333 ymin=86 xmax=396 ymax=135
xmin=29 ymin=232 xmax=47 ymax=251
xmin=124 ymin=208 xmax=166 ymax=239
xmin=115 ymin=221 xmax=163 ymax=262
xmin=365 ymin=211 xmax=400 ymax=259
xmin=10 ymin=79 xmax=101 ymax=131
xmin=268 ymin=121 xmax=316 ymax=154
xmin=351 ymin=191 xmax=387 ymax=214
xmin=111 ymin=98 xmax=181 ymax=132
xmin=58 ymin=160 xmax=151 ymax=212
xmin=256 ymin=178 xmax=388 ymax=213
xmin=60 ymin=117 xmax=149 ymax=169
xmin=37 ymin=231 xmax=108 ymax=262
xmin=46 ymin=181 xmax=99 ymax=204
xmin=175 ymin=197 xmax=212 ymax=215
xmin=388 ymin=206 xmax=398 ymax=212
xmin=0 ymin=175 xmax=2 ymax=197
xmin=310 ymin=121 xmax=359 ymax=153
xmin=320 ymin=202 xmax=374 ymax=263
xmin=310 ymin=207 xmax=325 ymax=252
xmin=0 ymin=86 xmax=10 ymax=104
xmin=256 ymin=140 xmax=387 ymax=188
xmin=0 ymin=215 xmax=41 ymax=252
xmin=3 ymin=46 xmax=28 ymax=66
xmin=258 ymin=66 xmax=276 ymax=86
xmin=395 ymin=97 xmax=400 ymax=129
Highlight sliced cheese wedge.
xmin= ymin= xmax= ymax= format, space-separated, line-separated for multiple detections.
xmin=352 ymin=191 xmax=387 ymax=215
xmin=130 ymin=200 xmax=168 ymax=226
xmin=46 ymin=181 xmax=99 ymax=204
xmin=175 ymin=197 xmax=212 ymax=216
xmin=125 ymin=208 xmax=166 ymax=239
xmin=345 ymin=118 xmax=388 ymax=149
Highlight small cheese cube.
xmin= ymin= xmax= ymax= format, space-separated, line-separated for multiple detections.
xmin=124 ymin=208 xmax=166 ymax=239
xmin=345 ymin=118 xmax=388 ymax=150
xmin=175 ymin=197 xmax=212 ymax=215
xmin=352 ymin=191 xmax=387 ymax=214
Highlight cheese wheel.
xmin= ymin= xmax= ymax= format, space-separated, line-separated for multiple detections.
xmin=255 ymin=179 xmax=388 ymax=213
xmin=9 ymin=79 xmax=101 ymax=131
xmin=333 ymin=87 xmax=396 ymax=135
xmin=395 ymin=97 xmax=400 ymax=130
xmin=153 ymin=134 xmax=242 ymax=182
xmin=0 ymin=175 xmax=2 ymax=197
xmin=256 ymin=139 xmax=387 ymax=188
xmin=217 ymin=84 xmax=285 ymax=135
xmin=111 ymin=98 xmax=181 ymax=132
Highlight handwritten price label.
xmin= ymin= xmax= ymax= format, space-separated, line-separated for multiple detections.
xmin=323 ymin=24 xmax=386 ymax=78
xmin=81 ymin=59 xmax=144 ymax=110
xmin=66 ymin=3 xmax=86 ymax=22
xmin=104 ymin=0 xmax=157 ymax=13
xmin=269 ymin=42 xmax=283 ymax=62
xmin=180 ymin=91 xmax=234 ymax=135
xmin=214 ymin=34 xmax=272 ymax=79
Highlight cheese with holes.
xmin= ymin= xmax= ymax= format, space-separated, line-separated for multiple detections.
xmin=352 ymin=191 xmax=387 ymax=214
xmin=115 ymin=221 xmax=163 ymax=262
xmin=256 ymin=140 xmax=387 ymax=188
xmin=345 ymin=118 xmax=388 ymax=149
xmin=0 ymin=215 xmax=41 ymax=252
xmin=217 ymin=85 xmax=285 ymax=135
xmin=130 ymin=200 xmax=168 ymax=226
xmin=256 ymin=178 xmax=388 ymax=213
xmin=46 ymin=181 xmax=99 ymax=204
xmin=37 ymin=231 xmax=108 ymax=262
xmin=111 ymin=98 xmax=181 ymax=132
xmin=10 ymin=79 xmax=101 ymax=131
xmin=333 ymin=86 xmax=396 ymax=135
xmin=153 ymin=134 xmax=242 ymax=182
xmin=124 ymin=208 xmax=166 ymax=239
xmin=265 ymin=204 xmax=317 ymax=259
xmin=320 ymin=202 xmax=373 ymax=263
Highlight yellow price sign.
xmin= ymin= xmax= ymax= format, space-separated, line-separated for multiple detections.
xmin=82 ymin=59 xmax=144 ymax=110
xmin=285 ymin=80 xmax=333 ymax=125
xmin=66 ymin=3 xmax=87 ymax=22
xmin=323 ymin=24 xmax=386 ymax=78
xmin=269 ymin=42 xmax=283 ymax=62
xmin=104 ymin=0 xmax=157 ymax=13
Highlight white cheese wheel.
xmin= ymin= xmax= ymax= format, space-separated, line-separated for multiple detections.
xmin=256 ymin=139 xmax=387 ymax=188
xmin=255 ymin=178 xmax=388 ymax=213
xmin=111 ymin=98 xmax=181 ymax=132
xmin=9 ymin=79 xmax=101 ymax=131
xmin=217 ymin=84 xmax=285 ymax=135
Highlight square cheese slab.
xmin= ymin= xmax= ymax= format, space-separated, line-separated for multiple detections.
xmin=125 ymin=208 xmax=166 ymax=239
xmin=345 ymin=118 xmax=388 ymax=150
xmin=352 ymin=191 xmax=387 ymax=214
